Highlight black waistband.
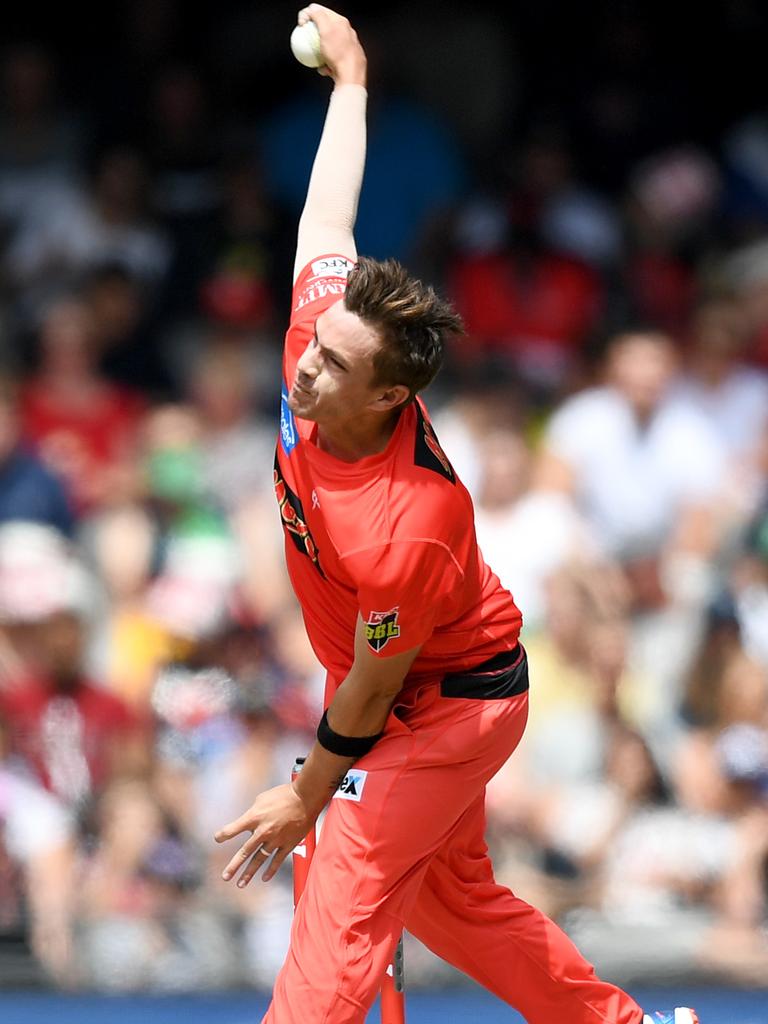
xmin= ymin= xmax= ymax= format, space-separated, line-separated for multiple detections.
xmin=440 ymin=644 xmax=528 ymax=700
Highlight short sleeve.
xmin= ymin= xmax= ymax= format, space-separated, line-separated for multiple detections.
xmin=347 ymin=540 xmax=463 ymax=657
xmin=284 ymin=254 xmax=356 ymax=387
xmin=290 ymin=254 xmax=356 ymax=328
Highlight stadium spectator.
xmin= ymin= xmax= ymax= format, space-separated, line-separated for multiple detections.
xmin=0 ymin=379 xmax=74 ymax=536
xmin=537 ymin=329 xmax=726 ymax=578
xmin=0 ymin=713 xmax=76 ymax=985
xmin=6 ymin=145 xmax=170 ymax=323
xmin=669 ymin=298 xmax=768 ymax=536
xmin=87 ymin=503 xmax=174 ymax=707
xmin=721 ymin=235 xmax=768 ymax=368
xmin=472 ymin=427 xmax=601 ymax=630
xmin=188 ymin=344 xmax=281 ymax=512
xmin=197 ymin=155 xmax=292 ymax=331
xmin=672 ymin=298 xmax=768 ymax=469
xmin=448 ymin=221 xmax=602 ymax=395
xmin=141 ymin=65 xmax=225 ymax=327
xmin=537 ymin=329 xmax=730 ymax=735
xmin=623 ymin=147 xmax=720 ymax=337
xmin=532 ymin=726 xmax=669 ymax=905
xmin=20 ymin=297 xmax=145 ymax=513
xmin=512 ymin=566 xmax=641 ymax=785
xmin=147 ymin=66 xmax=222 ymax=240
xmin=83 ymin=264 xmax=171 ymax=395
xmin=0 ymin=45 xmax=84 ymax=237
xmin=0 ymin=556 xmax=148 ymax=809
xmin=447 ymin=133 xmax=605 ymax=394
xmin=76 ymin=777 xmax=235 ymax=992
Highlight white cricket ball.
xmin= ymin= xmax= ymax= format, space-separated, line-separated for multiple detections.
xmin=290 ymin=21 xmax=324 ymax=68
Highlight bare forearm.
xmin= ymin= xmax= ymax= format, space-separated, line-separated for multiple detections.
xmin=293 ymin=743 xmax=356 ymax=816
xmin=289 ymin=614 xmax=417 ymax=820
xmin=292 ymin=673 xmax=399 ymax=813
xmin=214 ymin=608 xmax=420 ymax=885
xmin=304 ymin=69 xmax=367 ymax=220
xmin=328 ymin=669 xmax=399 ymax=735
xmin=294 ymin=83 xmax=367 ymax=278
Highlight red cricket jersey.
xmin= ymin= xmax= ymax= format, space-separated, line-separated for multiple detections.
xmin=275 ymin=255 xmax=522 ymax=691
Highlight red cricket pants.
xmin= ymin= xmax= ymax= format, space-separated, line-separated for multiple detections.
xmin=263 ymin=675 xmax=643 ymax=1024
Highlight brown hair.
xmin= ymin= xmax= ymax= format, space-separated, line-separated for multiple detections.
xmin=344 ymin=256 xmax=463 ymax=402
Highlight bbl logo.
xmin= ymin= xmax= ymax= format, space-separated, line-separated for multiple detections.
xmin=365 ymin=607 xmax=401 ymax=652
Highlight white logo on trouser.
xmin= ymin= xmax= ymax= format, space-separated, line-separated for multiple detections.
xmin=333 ymin=769 xmax=368 ymax=802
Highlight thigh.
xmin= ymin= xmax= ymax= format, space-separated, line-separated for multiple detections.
xmin=271 ymin=689 xmax=528 ymax=1024
xmin=308 ymin=686 xmax=529 ymax=923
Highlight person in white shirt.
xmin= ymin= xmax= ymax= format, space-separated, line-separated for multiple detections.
xmin=539 ymin=330 xmax=725 ymax=570
xmin=537 ymin=330 xmax=727 ymax=738
xmin=473 ymin=428 xmax=600 ymax=631
xmin=669 ymin=299 xmax=768 ymax=525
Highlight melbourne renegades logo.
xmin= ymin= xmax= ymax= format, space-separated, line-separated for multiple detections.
xmin=273 ymin=455 xmax=325 ymax=578
xmin=365 ymin=607 xmax=401 ymax=652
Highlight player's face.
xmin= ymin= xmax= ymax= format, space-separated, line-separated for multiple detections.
xmin=289 ymin=301 xmax=386 ymax=424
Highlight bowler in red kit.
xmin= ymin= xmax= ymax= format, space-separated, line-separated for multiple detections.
xmin=215 ymin=7 xmax=698 ymax=1024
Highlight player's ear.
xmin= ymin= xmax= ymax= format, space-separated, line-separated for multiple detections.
xmin=371 ymin=384 xmax=410 ymax=411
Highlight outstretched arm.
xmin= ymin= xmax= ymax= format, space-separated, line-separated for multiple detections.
xmin=216 ymin=616 xmax=420 ymax=886
xmin=292 ymin=4 xmax=368 ymax=281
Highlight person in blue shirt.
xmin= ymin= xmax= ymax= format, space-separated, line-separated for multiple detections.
xmin=0 ymin=382 xmax=74 ymax=538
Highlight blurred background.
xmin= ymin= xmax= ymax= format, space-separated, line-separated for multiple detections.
xmin=0 ymin=0 xmax=767 ymax=1014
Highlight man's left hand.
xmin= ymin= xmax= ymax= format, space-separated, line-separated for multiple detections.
xmin=215 ymin=783 xmax=316 ymax=886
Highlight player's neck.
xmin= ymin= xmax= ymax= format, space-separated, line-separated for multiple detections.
xmin=315 ymin=408 xmax=403 ymax=462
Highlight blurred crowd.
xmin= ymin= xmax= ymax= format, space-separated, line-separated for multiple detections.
xmin=1 ymin=10 xmax=768 ymax=995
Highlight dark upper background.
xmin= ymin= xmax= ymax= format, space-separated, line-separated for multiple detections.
xmin=5 ymin=0 xmax=766 ymax=181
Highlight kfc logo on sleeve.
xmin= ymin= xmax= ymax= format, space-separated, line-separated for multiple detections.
xmin=293 ymin=257 xmax=357 ymax=312
xmin=310 ymin=256 xmax=355 ymax=280
xmin=365 ymin=607 xmax=401 ymax=652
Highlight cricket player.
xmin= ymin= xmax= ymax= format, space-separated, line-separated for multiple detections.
xmin=216 ymin=7 xmax=698 ymax=1024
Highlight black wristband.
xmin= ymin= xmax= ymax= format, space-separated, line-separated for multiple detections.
xmin=316 ymin=710 xmax=384 ymax=758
